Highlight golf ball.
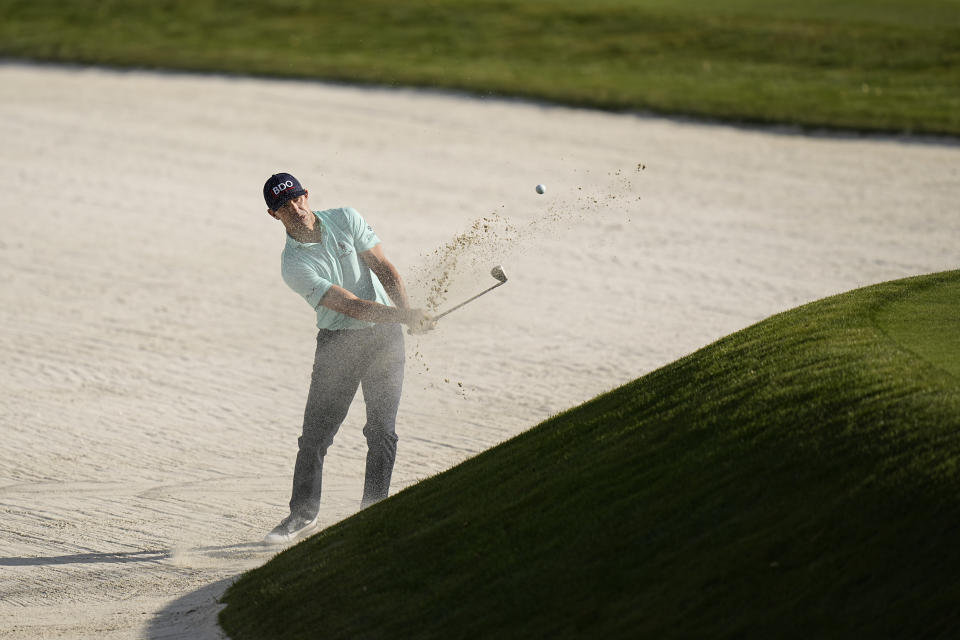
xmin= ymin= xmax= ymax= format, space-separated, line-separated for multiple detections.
xmin=535 ymin=184 xmax=546 ymax=194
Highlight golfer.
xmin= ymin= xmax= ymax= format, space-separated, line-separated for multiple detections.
xmin=261 ymin=172 xmax=434 ymax=544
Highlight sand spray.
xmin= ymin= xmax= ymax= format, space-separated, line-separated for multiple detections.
xmin=404 ymin=163 xmax=645 ymax=396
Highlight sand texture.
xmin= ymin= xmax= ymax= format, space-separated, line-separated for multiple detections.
xmin=0 ymin=62 xmax=958 ymax=638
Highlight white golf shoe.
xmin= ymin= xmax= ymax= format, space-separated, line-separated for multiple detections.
xmin=264 ymin=512 xmax=320 ymax=545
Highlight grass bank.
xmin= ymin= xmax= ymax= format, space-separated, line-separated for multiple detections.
xmin=219 ymin=269 xmax=960 ymax=639
xmin=2 ymin=0 xmax=959 ymax=135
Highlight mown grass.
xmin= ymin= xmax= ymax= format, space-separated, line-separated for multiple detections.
xmin=1 ymin=0 xmax=959 ymax=135
xmin=219 ymin=270 xmax=960 ymax=639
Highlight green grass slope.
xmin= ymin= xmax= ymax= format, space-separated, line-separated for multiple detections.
xmin=220 ymin=270 xmax=960 ymax=639
xmin=2 ymin=0 xmax=959 ymax=135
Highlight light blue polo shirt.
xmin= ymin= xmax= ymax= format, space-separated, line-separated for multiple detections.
xmin=280 ymin=207 xmax=392 ymax=330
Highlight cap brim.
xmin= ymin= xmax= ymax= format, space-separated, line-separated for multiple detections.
xmin=272 ymin=188 xmax=307 ymax=210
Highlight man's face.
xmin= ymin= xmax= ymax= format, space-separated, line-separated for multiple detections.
xmin=269 ymin=191 xmax=312 ymax=227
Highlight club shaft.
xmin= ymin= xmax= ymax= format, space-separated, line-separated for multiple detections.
xmin=434 ymin=282 xmax=505 ymax=320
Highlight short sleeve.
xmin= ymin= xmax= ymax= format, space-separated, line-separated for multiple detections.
xmin=345 ymin=207 xmax=381 ymax=252
xmin=282 ymin=261 xmax=333 ymax=309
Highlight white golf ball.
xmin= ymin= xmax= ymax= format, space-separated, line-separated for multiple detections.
xmin=535 ymin=184 xmax=546 ymax=194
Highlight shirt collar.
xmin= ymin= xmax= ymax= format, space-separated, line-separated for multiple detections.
xmin=285 ymin=212 xmax=325 ymax=248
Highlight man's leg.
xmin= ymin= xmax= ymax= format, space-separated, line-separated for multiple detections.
xmin=359 ymin=324 xmax=405 ymax=507
xmin=289 ymin=330 xmax=363 ymax=519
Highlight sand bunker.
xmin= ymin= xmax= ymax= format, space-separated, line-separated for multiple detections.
xmin=0 ymin=62 xmax=957 ymax=638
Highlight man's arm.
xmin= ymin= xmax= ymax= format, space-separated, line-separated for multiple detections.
xmin=319 ymin=242 xmax=433 ymax=332
xmin=360 ymin=244 xmax=410 ymax=310
xmin=319 ymin=285 xmax=434 ymax=332
xmin=319 ymin=285 xmax=411 ymax=323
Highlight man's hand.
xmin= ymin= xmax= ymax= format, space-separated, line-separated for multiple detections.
xmin=403 ymin=308 xmax=436 ymax=335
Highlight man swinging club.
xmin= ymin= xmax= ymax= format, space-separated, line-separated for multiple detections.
xmin=262 ymin=172 xmax=435 ymax=544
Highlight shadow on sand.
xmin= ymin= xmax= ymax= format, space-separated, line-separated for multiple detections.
xmin=145 ymin=540 xmax=278 ymax=639
xmin=0 ymin=550 xmax=171 ymax=566
xmin=146 ymin=575 xmax=236 ymax=640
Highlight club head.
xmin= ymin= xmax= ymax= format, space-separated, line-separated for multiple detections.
xmin=490 ymin=265 xmax=508 ymax=283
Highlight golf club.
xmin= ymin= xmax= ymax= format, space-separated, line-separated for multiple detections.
xmin=434 ymin=265 xmax=508 ymax=320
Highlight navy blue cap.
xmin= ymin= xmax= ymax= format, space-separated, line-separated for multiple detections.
xmin=263 ymin=172 xmax=307 ymax=210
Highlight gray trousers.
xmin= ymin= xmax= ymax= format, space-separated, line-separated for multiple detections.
xmin=289 ymin=323 xmax=405 ymax=519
